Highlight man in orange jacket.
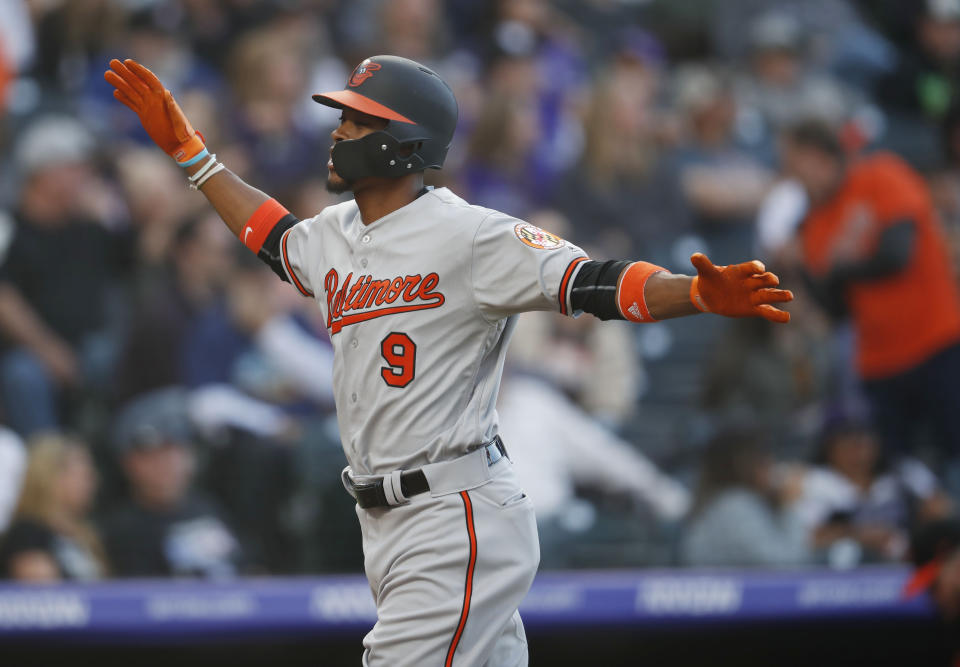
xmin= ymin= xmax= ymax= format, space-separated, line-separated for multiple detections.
xmin=783 ymin=119 xmax=960 ymax=454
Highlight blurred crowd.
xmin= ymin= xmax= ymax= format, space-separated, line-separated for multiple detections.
xmin=1 ymin=0 xmax=960 ymax=583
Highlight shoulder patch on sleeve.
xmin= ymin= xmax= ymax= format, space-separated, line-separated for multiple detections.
xmin=513 ymin=222 xmax=567 ymax=250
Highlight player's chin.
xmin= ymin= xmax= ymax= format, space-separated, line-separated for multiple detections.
xmin=326 ymin=172 xmax=352 ymax=194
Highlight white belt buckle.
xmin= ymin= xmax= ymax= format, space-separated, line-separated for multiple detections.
xmin=485 ymin=441 xmax=503 ymax=466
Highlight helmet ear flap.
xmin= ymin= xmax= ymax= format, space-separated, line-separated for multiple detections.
xmin=331 ymin=130 xmax=427 ymax=181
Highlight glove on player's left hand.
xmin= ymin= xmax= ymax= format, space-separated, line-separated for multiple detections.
xmin=104 ymin=58 xmax=205 ymax=163
xmin=689 ymin=252 xmax=793 ymax=323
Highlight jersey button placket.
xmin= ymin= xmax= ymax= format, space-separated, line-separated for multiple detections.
xmin=352 ymin=231 xmax=368 ymax=409
xmin=359 ymin=233 xmax=371 ymax=270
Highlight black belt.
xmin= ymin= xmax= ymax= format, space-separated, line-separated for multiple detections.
xmin=352 ymin=436 xmax=507 ymax=509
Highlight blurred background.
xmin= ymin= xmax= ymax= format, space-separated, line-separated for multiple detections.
xmin=1 ymin=0 xmax=960 ymax=664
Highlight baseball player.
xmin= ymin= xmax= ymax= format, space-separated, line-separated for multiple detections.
xmin=104 ymin=55 xmax=793 ymax=666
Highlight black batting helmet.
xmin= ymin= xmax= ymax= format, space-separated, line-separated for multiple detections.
xmin=313 ymin=55 xmax=459 ymax=182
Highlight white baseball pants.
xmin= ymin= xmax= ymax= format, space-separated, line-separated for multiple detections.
xmin=354 ymin=458 xmax=539 ymax=666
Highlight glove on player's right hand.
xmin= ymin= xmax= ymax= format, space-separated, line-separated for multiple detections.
xmin=689 ymin=252 xmax=793 ymax=323
xmin=104 ymin=58 xmax=205 ymax=164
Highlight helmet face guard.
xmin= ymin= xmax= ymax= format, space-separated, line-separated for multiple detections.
xmin=331 ymin=129 xmax=447 ymax=182
xmin=314 ymin=55 xmax=458 ymax=182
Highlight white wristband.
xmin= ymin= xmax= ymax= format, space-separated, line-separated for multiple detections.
xmin=191 ymin=162 xmax=226 ymax=190
xmin=187 ymin=153 xmax=218 ymax=184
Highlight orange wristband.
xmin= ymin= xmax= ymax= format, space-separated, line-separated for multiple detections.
xmin=240 ymin=199 xmax=290 ymax=253
xmin=616 ymin=261 xmax=667 ymax=322
xmin=690 ymin=276 xmax=709 ymax=312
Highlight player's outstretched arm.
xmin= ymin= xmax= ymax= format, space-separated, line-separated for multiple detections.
xmin=573 ymin=253 xmax=792 ymax=324
xmin=104 ymin=58 xmax=270 ymax=236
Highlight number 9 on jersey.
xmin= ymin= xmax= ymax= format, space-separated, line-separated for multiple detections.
xmin=380 ymin=332 xmax=416 ymax=388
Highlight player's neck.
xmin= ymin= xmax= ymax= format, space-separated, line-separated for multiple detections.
xmin=353 ymin=174 xmax=425 ymax=225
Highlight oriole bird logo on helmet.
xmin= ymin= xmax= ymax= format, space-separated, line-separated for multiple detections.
xmin=349 ymin=61 xmax=381 ymax=87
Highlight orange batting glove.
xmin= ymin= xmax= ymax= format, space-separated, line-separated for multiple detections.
xmin=689 ymin=252 xmax=793 ymax=323
xmin=104 ymin=58 xmax=206 ymax=164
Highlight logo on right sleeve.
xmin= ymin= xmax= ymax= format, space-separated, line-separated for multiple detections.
xmin=514 ymin=223 xmax=567 ymax=250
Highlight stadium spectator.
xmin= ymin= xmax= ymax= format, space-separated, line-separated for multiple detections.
xmin=113 ymin=213 xmax=235 ymax=403
xmin=782 ymin=119 xmax=960 ymax=455
xmin=81 ymin=7 xmax=227 ymax=154
xmin=671 ymin=64 xmax=775 ymax=264
xmin=681 ymin=428 xmax=810 ymax=567
xmin=25 ymin=0 xmax=123 ymax=88
xmin=112 ymin=149 xmax=200 ymax=268
xmin=873 ymin=0 xmax=960 ymax=167
xmin=501 ymin=305 xmax=688 ymax=567
xmin=499 ymin=373 xmax=690 ymax=568
xmin=461 ymin=89 xmax=544 ymax=219
xmin=710 ymin=0 xmax=892 ymax=81
xmin=732 ymin=12 xmax=857 ymax=163
xmin=225 ymin=22 xmax=326 ymax=198
xmin=0 ymin=433 xmax=106 ymax=581
xmin=482 ymin=0 xmax=591 ymax=180
xmin=553 ymin=55 xmax=690 ymax=259
xmin=177 ymin=382 xmax=304 ymax=575
xmin=876 ymin=0 xmax=960 ymax=127
xmin=180 ymin=251 xmax=334 ymax=410
xmin=701 ymin=316 xmax=832 ymax=449
xmin=797 ymin=411 xmax=953 ymax=566
xmin=114 ymin=230 xmax=335 ymax=433
xmin=99 ymin=389 xmax=243 ymax=579
xmin=0 ymin=116 xmax=132 ymax=436
xmin=238 ymin=297 xmax=336 ymax=410
xmin=376 ymin=0 xmax=450 ymax=63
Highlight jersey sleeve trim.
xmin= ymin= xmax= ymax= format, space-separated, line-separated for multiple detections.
xmin=558 ymin=256 xmax=589 ymax=315
xmin=280 ymin=227 xmax=314 ymax=297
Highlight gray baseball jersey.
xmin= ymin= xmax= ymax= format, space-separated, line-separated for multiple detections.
xmin=278 ymin=186 xmax=587 ymax=476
